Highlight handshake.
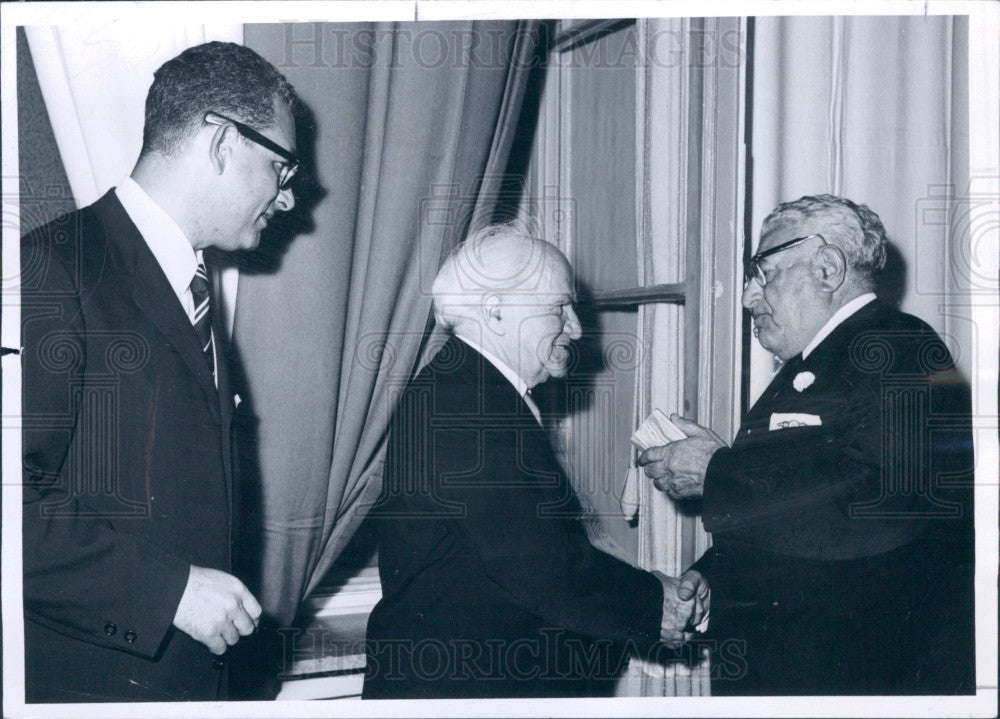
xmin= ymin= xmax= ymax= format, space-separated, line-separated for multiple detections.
xmin=653 ymin=569 xmax=710 ymax=648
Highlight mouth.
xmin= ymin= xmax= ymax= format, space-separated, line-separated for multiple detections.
xmin=548 ymin=342 xmax=572 ymax=367
xmin=751 ymin=313 xmax=771 ymax=337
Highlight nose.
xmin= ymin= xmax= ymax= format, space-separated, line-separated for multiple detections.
xmin=741 ymin=277 xmax=761 ymax=310
xmin=275 ymin=185 xmax=296 ymax=212
xmin=563 ymin=305 xmax=582 ymax=340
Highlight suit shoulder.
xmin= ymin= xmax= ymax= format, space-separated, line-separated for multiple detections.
xmin=849 ymin=306 xmax=956 ymax=376
xmin=21 ymin=203 xmax=102 ymax=249
xmin=21 ymin=205 xmax=107 ymax=294
xmin=878 ymin=307 xmax=939 ymax=336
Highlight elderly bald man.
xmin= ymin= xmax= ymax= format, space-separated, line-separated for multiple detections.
xmin=363 ymin=224 xmax=708 ymax=699
xmin=639 ymin=195 xmax=974 ymax=695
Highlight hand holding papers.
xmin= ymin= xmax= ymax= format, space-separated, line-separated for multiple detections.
xmin=620 ymin=410 xmax=688 ymax=518
xmin=630 ymin=409 xmax=688 ymax=450
xmin=636 ymin=412 xmax=727 ymax=500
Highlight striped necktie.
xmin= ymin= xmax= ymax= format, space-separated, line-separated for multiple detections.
xmin=190 ymin=262 xmax=216 ymax=381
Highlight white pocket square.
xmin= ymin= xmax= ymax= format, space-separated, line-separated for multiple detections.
xmin=769 ymin=412 xmax=822 ymax=430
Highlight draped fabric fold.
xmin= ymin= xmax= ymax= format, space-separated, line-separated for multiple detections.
xmin=750 ymin=15 xmax=969 ymax=399
xmin=237 ymin=21 xmax=539 ymax=625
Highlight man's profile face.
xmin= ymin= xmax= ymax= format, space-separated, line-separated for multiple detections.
xmin=504 ymin=254 xmax=582 ymax=388
xmin=212 ymin=98 xmax=297 ymax=251
xmin=740 ymin=222 xmax=827 ymax=360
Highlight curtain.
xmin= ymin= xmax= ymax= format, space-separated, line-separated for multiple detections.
xmin=236 ymin=21 xmax=539 ymax=626
xmin=749 ymin=15 xmax=969 ymax=399
xmin=23 ymin=23 xmax=245 ymax=335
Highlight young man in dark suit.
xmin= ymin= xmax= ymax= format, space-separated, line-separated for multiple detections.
xmin=639 ymin=194 xmax=975 ymax=695
xmin=21 ymin=41 xmax=301 ymax=702
xmin=363 ymin=224 xmax=709 ymax=698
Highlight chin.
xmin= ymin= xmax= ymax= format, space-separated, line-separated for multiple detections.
xmin=755 ymin=330 xmax=777 ymax=354
xmin=239 ymin=233 xmax=262 ymax=251
xmin=544 ymin=364 xmax=568 ymax=380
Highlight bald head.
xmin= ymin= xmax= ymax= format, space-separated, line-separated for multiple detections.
xmin=432 ymin=223 xmax=581 ymax=388
xmin=433 ymin=224 xmax=570 ymax=326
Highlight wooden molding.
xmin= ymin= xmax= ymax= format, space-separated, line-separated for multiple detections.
xmin=589 ymin=282 xmax=686 ymax=308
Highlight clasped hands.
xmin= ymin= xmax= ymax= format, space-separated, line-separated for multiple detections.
xmin=636 ymin=414 xmax=726 ymax=500
xmin=653 ymin=569 xmax=710 ymax=647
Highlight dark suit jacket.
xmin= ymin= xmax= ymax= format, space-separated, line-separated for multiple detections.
xmin=693 ymin=300 xmax=975 ymax=694
xmin=363 ymin=337 xmax=664 ymax=698
xmin=21 ymin=190 xmax=235 ymax=702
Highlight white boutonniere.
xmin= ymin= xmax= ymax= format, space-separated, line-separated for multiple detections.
xmin=793 ymin=371 xmax=816 ymax=392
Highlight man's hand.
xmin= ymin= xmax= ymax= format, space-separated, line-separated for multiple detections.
xmin=653 ymin=569 xmax=710 ymax=648
xmin=679 ymin=569 xmax=710 ymax=632
xmin=637 ymin=414 xmax=726 ymax=499
xmin=172 ymin=566 xmax=262 ymax=655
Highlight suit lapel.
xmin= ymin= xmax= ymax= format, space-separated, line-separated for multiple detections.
xmin=92 ymin=191 xmax=222 ymax=422
xmin=797 ymin=299 xmax=885 ymax=375
xmin=739 ymin=300 xmax=887 ymax=443
xmin=449 ymin=337 xmax=542 ymax=426
xmin=449 ymin=339 xmax=575 ymax=506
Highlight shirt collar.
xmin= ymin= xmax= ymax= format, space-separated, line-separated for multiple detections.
xmin=115 ymin=176 xmax=202 ymax=296
xmin=802 ymin=292 xmax=877 ymax=359
xmin=454 ymin=333 xmax=531 ymax=399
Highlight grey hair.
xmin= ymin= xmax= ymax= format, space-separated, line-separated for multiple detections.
xmin=761 ymin=194 xmax=888 ymax=288
xmin=432 ymin=221 xmax=563 ymax=330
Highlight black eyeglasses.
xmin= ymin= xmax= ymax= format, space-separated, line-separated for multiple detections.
xmin=204 ymin=111 xmax=300 ymax=190
xmin=744 ymin=233 xmax=827 ymax=287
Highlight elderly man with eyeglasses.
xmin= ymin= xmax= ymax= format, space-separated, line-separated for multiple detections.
xmin=638 ymin=195 xmax=974 ymax=695
xmin=21 ymin=42 xmax=301 ymax=702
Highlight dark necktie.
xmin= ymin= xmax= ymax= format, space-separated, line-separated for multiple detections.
xmin=190 ymin=262 xmax=216 ymax=381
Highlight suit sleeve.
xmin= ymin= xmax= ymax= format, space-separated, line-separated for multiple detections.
xmin=700 ymin=325 xmax=971 ymax=546
xmin=426 ymin=412 xmax=664 ymax=648
xmin=700 ymin=409 xmax=876 ymax=533
xmin=21 ymin=227 xmax=191 ymax=659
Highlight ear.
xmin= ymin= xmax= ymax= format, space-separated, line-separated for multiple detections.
xmin=481 ymin=292 xmax=505 ymax=336
xmin=814 ymin=244 xmax=847 ymax=293
xmin=208 ymin=123 xmax=237 ymax=177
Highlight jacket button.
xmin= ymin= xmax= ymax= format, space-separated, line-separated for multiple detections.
xmin=123 ymin=630 xmax=137 ymax=643
xmin=213 ymin=657 xmax=226 ymax=670
xmin=103 ymin=622 xmax=117 ymax=636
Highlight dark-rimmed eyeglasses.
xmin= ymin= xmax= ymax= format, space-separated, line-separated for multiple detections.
xmin=744 ymin=233 xmax=827 ymax=287
xmin=204 ymin=111 xmax=300 ymax=190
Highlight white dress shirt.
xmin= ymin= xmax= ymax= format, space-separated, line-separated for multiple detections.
xmin=802 ymin=292 xmax=877 ymax=359
xmin=115 ymin=177 xmax=216 ymax=382
xmin=454 ymin=334 xmax=543 ymax=426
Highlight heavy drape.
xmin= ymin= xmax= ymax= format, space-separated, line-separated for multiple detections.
xmin=237 ymin=21 xmax=538 ymax=625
